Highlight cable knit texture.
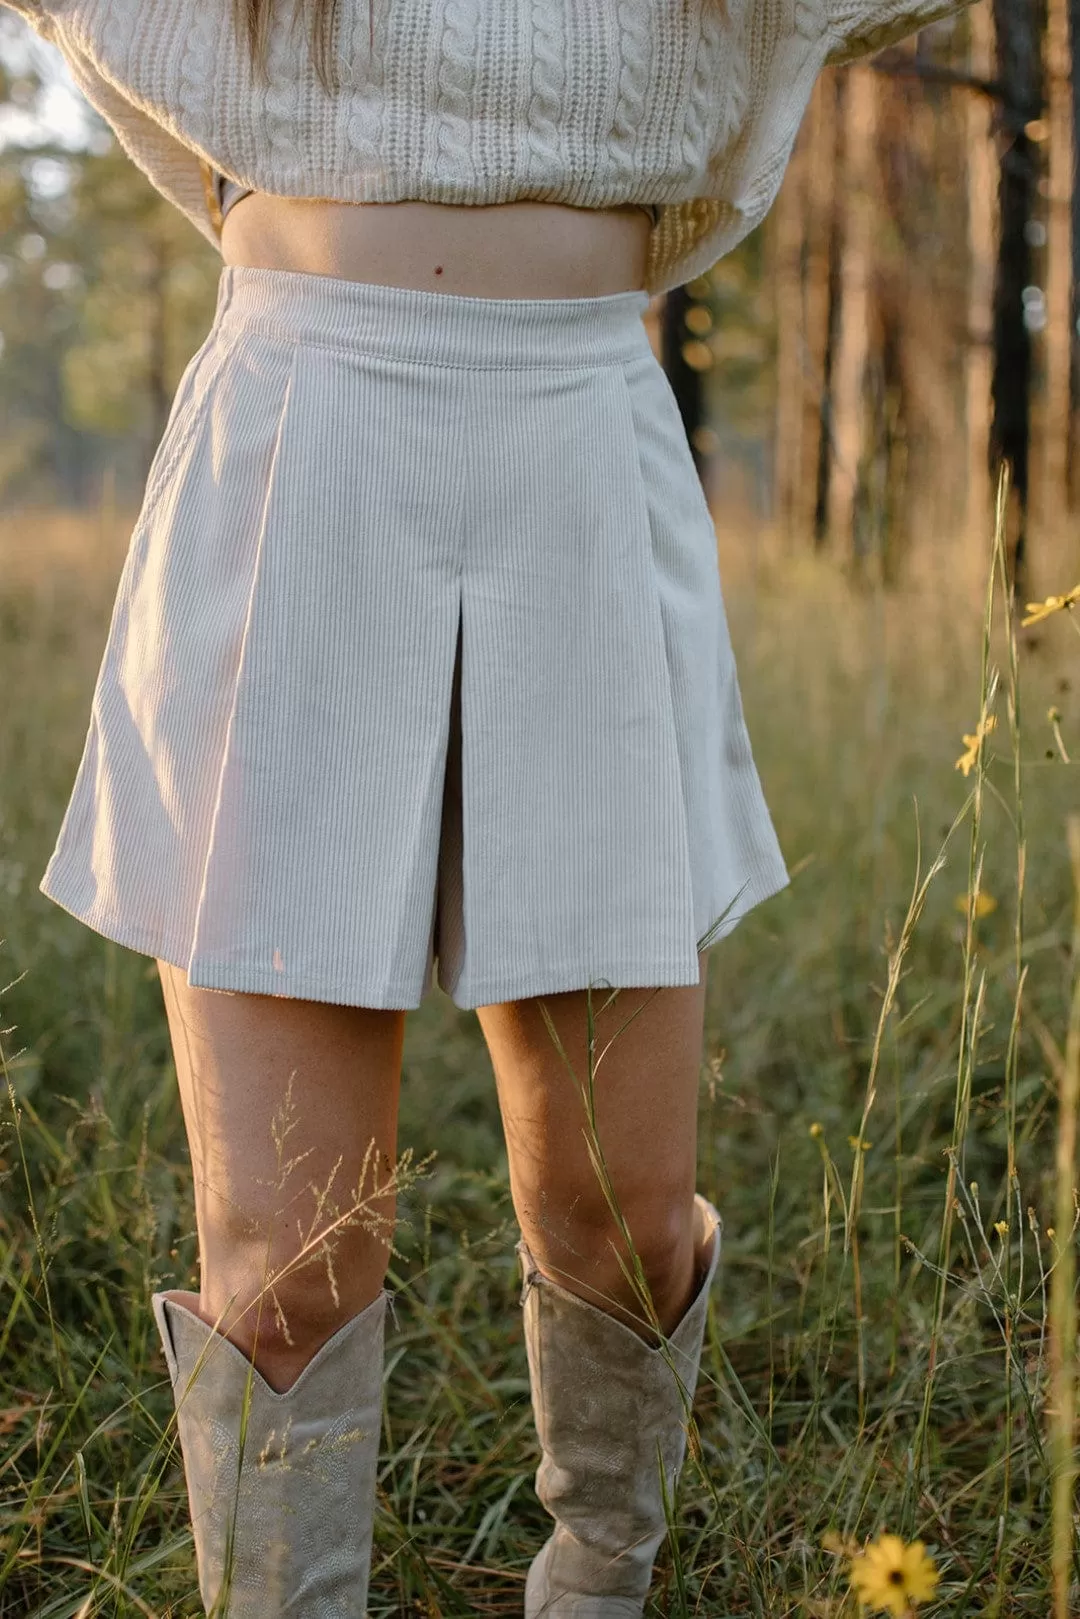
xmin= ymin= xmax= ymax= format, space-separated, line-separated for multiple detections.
xmin=9 ymin=0 xmax=977 ymax=293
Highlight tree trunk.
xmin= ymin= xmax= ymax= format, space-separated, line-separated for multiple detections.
xmin=869 ymin=60 xmax=927 ymax=583
xmin=815 ymin=72 xmax=849 ymax=548
xmin=772 ymin=76 xmax=838 ymax=550
xmin=990 ymin=0 xmax=1046 ymax=595
xmin=1040 ymin=0 xmax=1072 ymax=554
xmin=965 ymin=2 xmax=998 ymax=558
xmin=826 ymin=62 xmax=877 ymax=560
xmin=805 ymin=78 xmax=842 ymax=549
xmin=772 ymin=93 xmax=810 ymax=548
xmin=1068 ymin=0 xmax=1080 ymax=508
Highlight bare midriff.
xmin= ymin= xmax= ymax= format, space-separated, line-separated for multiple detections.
xmin=219 ymin=197 xmax=652 ymax=299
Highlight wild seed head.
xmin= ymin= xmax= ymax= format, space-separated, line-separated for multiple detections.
xmin=1020 ymin=583 xmax=1080 ymax=626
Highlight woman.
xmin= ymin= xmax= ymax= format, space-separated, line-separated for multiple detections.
xmin=9 ymin=1 xmax=975 ymax=1613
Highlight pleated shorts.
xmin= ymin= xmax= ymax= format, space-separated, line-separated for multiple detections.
xmin=39 ymin=265 xmax=789 ymax=1011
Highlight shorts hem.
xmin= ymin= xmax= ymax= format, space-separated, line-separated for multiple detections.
xmin=36 ymin=880 xmax=429 ymax=1010
xmin=452 ymin=859 xmax=791 ymax=1008
xmin=38 ymin=854 xmax=790 ymax=1013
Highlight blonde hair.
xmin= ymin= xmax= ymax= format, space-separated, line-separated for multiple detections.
xmin=234 ymin=0 xmax=371 ymax=94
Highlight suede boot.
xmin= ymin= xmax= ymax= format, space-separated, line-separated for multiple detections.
xmin=151 ymin=1290 xmax=386 ymax=1618
xmin=519 ymin=1194 xmax=721 ymax=1618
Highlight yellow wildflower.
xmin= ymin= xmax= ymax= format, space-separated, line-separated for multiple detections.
xmin=1020 ymin=583 xmax=1080 ymax=627
xmin=954 ymin=890 xmax=998 ymax=918
xmin=848 ymin=1135 xmax=872 ymax=1152
xmin=849 ymin=1534 xmax=940 ymax=1615
xmin=809 ymin=1122 xmax=824 ymax=1138
xmin=994 ymin=1221 xmax=1008 ymax=1238
xmin=955 ymin=713 xmax=997 ymax=777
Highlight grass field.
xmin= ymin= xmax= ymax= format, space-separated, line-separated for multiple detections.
xmin=0 ymin=492 xmax=1077 ymax=1617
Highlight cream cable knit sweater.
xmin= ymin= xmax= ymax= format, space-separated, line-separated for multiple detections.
xmin=6 ymin=0 xmax=977 ymax=294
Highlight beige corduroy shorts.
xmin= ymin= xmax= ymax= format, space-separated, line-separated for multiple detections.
xmin=39 ymin=265 xmax=788 ymax=1011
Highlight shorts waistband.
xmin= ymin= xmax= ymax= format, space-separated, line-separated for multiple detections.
xmin=213 ymin=265 xmax=652 ymax=370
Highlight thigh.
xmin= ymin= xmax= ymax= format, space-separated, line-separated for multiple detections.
xmin=476 ymin=955 xmax=709 ymax=1258
xmin=157 ymin=962 xmax=406 ymax=1329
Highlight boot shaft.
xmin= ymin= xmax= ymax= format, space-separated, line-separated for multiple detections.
xmin=152 ymin=1290 xmax=387 ymax=1618
xmin=519 ymin=1193 xmax=722 ymax=1615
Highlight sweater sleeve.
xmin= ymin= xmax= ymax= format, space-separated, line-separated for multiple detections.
xmin=825 ymin=0 xmax=979 ymax=65
xmin=1 ymin=3 xmax=222 ymax=251
xmin=62 ymin=49 xmax=224 ymax=251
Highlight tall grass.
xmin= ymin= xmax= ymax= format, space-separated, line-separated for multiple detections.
xmin=0 ymin=486 xmax=1076 ymax=1616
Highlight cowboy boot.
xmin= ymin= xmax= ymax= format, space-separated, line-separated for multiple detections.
xmin=519 ymin=1193 xmax=721 ymax=1617
xmin=151 ymin=1289 xmax=386 ymax=1617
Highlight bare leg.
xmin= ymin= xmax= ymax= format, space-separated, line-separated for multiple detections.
xmin=476 ymin=953 xmax=711 ymax=1342
xmin=156 ymin=961 xmax=406 ymax=1391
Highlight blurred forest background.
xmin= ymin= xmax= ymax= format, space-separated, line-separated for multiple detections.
xmin=1 ymin=2 xmax=1078 ymax=599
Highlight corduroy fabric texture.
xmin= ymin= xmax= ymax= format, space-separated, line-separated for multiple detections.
xmin=39 ymin=265 xmax=789 ymax=1011
xmin=6 ymin=0 xmax=979 ymax=296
